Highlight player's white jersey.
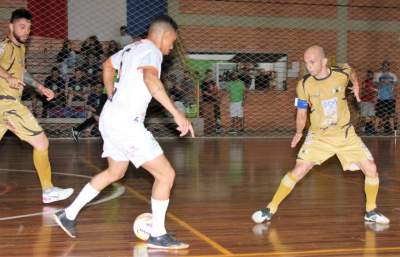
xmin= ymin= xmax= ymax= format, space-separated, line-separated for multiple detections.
xmin=102 ymin=39 xmax=163 ymax=123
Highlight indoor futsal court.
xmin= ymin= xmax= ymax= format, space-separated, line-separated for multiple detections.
xmin=0 ymin=137 xmax=399 ymax=257
xmin=2 ymin=0 xmax=400 ymax=257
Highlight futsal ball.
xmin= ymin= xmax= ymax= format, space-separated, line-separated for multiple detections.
xmin=133 ymin=213 xmax=152 ymax=240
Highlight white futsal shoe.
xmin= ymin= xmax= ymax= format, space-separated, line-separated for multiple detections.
xmin=42 ymin=186 xmax=74 ymax=204
xmin=364 ymin=209 xmax=390 ymax=224
xmin=251 ymin=207 xmax=273 ymax=223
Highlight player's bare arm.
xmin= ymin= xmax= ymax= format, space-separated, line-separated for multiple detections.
xmin=24 ymin=71 xmax=54 ymax=101
xmin=0 ymin=65 xmax=25 ymax=89
xmin=349 ymin=67 xmax=361 ymax=102
xmin=291 ymin=108 xmax=307 ymax=148
xmin=102 ymin=58 xmax=116 ymax=98
xmin=143 ymin=67 xmax=194 ymax=137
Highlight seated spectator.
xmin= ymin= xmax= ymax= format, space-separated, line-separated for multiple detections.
xmin=80 ymin=35 xmax=103 ymax=62
xmin=115 ymin=25 xmax=133 ymax=47
xmin=83 ymin=53 xmax=102 ymax=82
xmin=67 ymin=67 xmax=90 ymax=106
xmin=41 ymin=67 xmax=67 ymax=117
xmin=71 ymin=80 xmax=107 ymax=142
xmin=104 ymin=40 xmax=121 ymax=58
xmin=56 ymin=40 xmax=77 ymax=79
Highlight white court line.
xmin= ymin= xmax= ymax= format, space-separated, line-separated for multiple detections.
xmin=0 ymin=168 xmax=125 ymax=221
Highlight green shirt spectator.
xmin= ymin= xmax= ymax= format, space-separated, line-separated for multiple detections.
xmin=227 ymin=79 xmax=246 ymax=103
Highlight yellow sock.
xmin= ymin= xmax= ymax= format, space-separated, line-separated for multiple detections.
xmin=33 ymin=149 xmax=53 ymax=190
xmin=365 ymin=176 xmax=379 ymax=212
xmin=267 ymin=172 xmax=297 ymax=214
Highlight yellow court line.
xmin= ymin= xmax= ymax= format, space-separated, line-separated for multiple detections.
xmin=183 ymin=246 xmax=400 ymax=257
xmin=81 ymin=158 xmax=232 ymax=255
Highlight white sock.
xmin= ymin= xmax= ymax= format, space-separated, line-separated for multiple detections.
xmin=65 ymin=183 xmax=99 ymax=220
xmin=151 ymin=198 xmax=169 ymax=237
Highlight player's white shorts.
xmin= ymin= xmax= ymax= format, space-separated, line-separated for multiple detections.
xmin=229 ymin=101 xmax=244 ymax=118
xmin=99 ymin=118 xmax=163 ymax=168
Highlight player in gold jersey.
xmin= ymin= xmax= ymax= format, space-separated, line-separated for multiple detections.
xmin=252 ymin=45 xmax=389 ymax=224
xmin=0 ymin=9 xmax=73 ymax=203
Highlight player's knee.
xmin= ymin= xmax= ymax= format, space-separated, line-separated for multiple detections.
xmin=32 ymin=133 xmax=49 ymax=151
xmin=106 ymin=168 xmax=125 ymax=181
xmin=364 ymin=161 xmax=378 ymax=178
xmin=156 ymin=168 xmax=175 ymax=187
xmin=291 ymin=163 xmax=311 ymax=180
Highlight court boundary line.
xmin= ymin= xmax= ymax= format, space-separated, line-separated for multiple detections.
xmin=81 ymin=159 xmax=232 ymax=255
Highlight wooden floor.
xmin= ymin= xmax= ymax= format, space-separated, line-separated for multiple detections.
xmin=0 ymin=137 xmax=399 ymax=257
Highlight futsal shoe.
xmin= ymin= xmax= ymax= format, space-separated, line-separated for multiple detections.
xmin=364 ymin=209 xmax=390 ymax=224
xmin=53 ymin=210 xmax=77 ymax=238
xmin=42 ymin=186 xmax=74 ymax=204
xmin=365 ymin=221 xmax=390 ymax=232
xmin=147 ymin=233 xmax=189 ymax=249
xmin=252 ymin=207 xmax=273 ymax=223
xmin=71 ymin=127 xmax=80 ymax=143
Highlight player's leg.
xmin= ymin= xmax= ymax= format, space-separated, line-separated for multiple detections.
xmin=5 ymin=102 xmax=73 ymax=203
xmin=336 ymin=129 xmax=389 ymax=224
xmin=358 ymin=160 xmax=390 ymax=224
xmin=141 ymin=154 xmax=189 ymax=249
xmin=252 ymin=160 xmax=314 ymax=223
xmin=54 ymin=158 xmax=129 ymax=238
xmin=252 ymin=132 xmax=334 ymax=223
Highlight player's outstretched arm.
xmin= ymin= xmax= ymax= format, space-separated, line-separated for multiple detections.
xmin=23 ymin=71 xmax=54 ymax=101
xmin=291 ymin=108 xmax=307 ymax=148
xmin=349 ymin=67 xmax=361 ymax=102
xmin=143 ymin=68 xmax=194 ymax=137
xmin=103 ymin=58 xmax=116 ymax=98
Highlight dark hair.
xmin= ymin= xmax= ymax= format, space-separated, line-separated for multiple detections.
xmin=120 ymin=25 xmax=127 ymax=31
xmin=10 ymin=8 xmax=32 ymax=23
xmin=151 ymin=15 xmax=178 ymax=31
xmin=51 ymin=67 xmax=59 ymax=73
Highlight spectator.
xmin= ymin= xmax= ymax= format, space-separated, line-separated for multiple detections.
xmin=374 ymin=61 xmax=397 ymax=133
xmin=115 ymin=25 xmax=133 ymax=47
xmin=67 ymin=67 xmax=90 ymax=107
xmin=201 ymin=69 xmax=223 ymax=133
xmin=83 ymin=53 xmax=102 ymax=82
xmin=80 ymin=35 xmax=103 ymax=62
xmin=71 ymin=80 xmax=107 ymax=142
xmin=225 ymin=72 xmax=246 ymax=134
xmin=104 ymin=40 xmax=120 ymax=58
xmin=56 ymin=40 xmax=77 ymax=79
xmin=165 ymin=73 xmax=185 ymax=114
xmin=41 ymin=67 xmax=66 ymax=117
xmin=180 ymin=70 xmax=195 ymax=106
xmin=255 ymin=69 xmax=271 ymax=90
xmin=359 ymin=70 xmax=377 ymax=134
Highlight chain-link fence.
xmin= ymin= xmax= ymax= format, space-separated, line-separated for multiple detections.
xmin=1 ymin=0 xmax=400 ymax=138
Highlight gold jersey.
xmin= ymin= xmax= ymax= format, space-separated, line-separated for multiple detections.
xmin=296 ymin=64 xmax=352 ymax=133
xmin=0 ymin=37 xmax=25 ymax=99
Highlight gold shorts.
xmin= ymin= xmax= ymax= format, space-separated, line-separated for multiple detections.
xmin=0 ymin=98 xmax=43 ymax=141
xmin=297 ymin=127 xmax=373 ymax=171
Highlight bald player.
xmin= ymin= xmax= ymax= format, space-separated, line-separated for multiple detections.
xmin=252 ymin=45 xmax=389 ymax=225
xmin=54 ymin=15 xmax=194 ymax=249
xmin=0 ymin=9 xmax=73 ymax=203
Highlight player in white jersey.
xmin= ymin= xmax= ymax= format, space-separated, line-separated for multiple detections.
xmin=54 ymin=15 xmax=194 ymax=250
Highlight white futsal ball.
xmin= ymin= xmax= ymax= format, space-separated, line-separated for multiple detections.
xmin=133 ymin=213 xmax=152 ymax=240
